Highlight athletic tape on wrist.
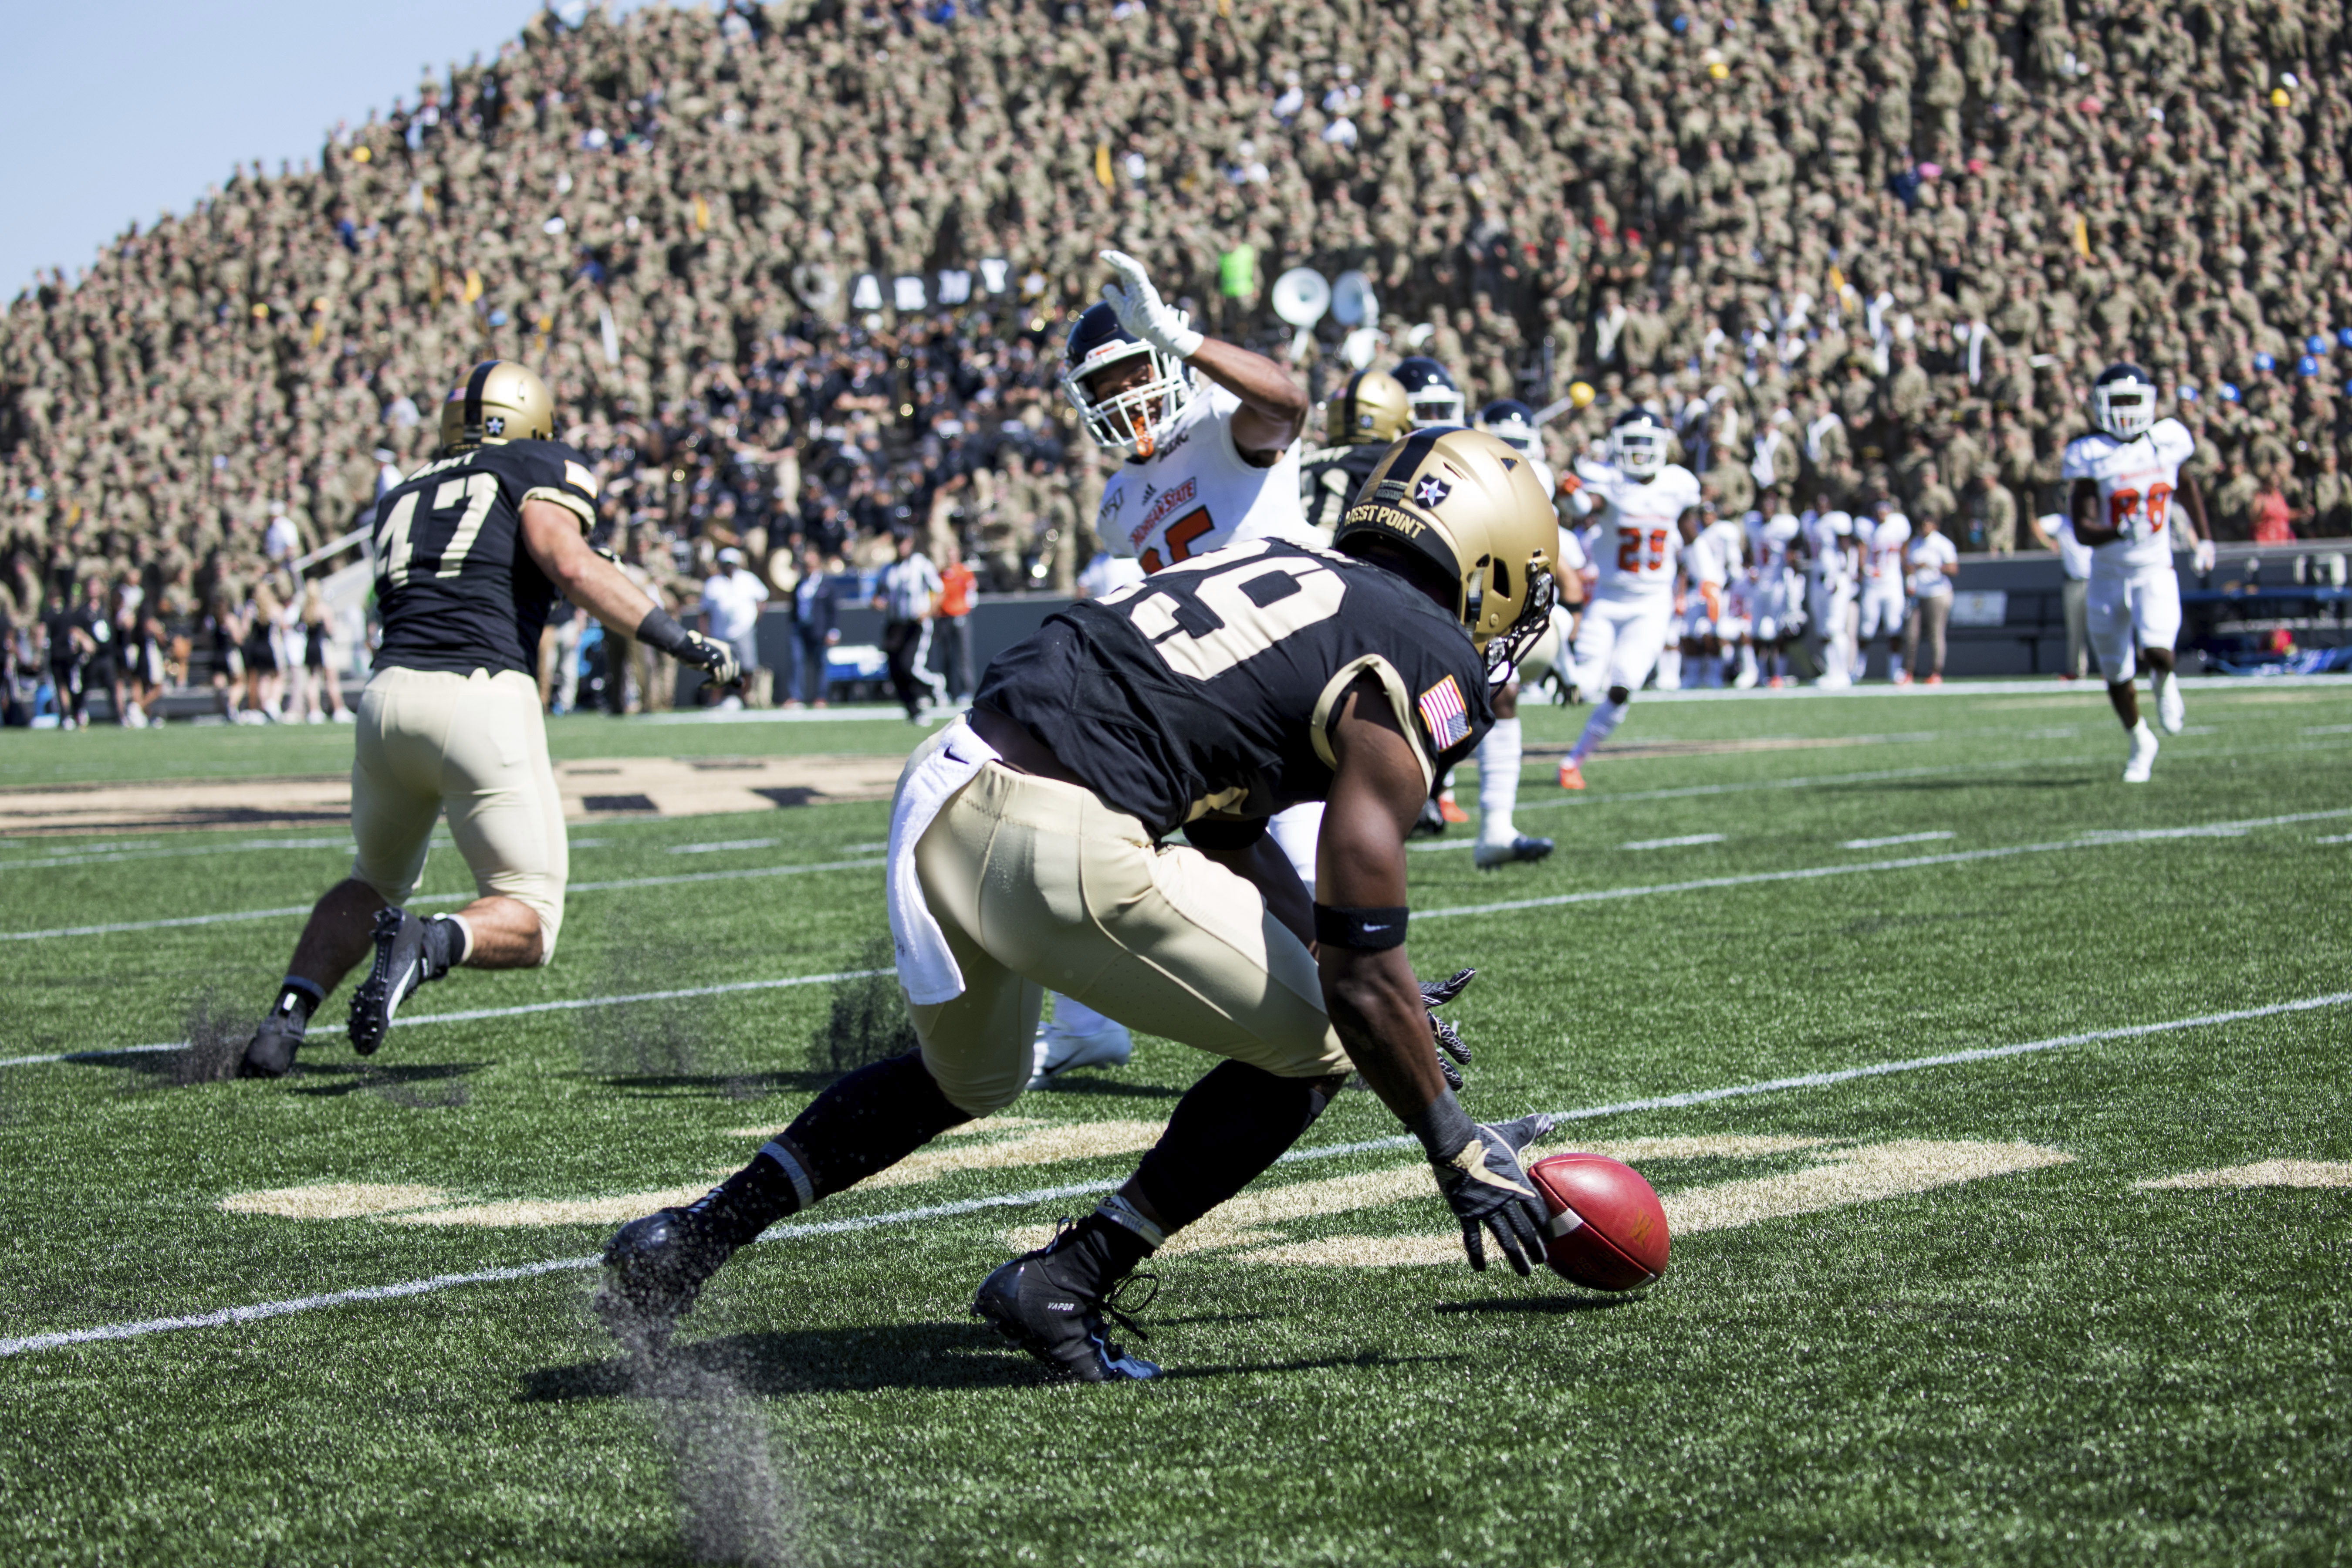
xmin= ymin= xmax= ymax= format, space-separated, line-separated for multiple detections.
xmin=1313 ymin=904 xmax=1409 ymax=950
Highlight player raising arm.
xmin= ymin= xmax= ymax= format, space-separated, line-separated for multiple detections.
xmin=1557 ymin=408 xmax=1703 ymax=790
xmin=2065 ymin=363 xmax=2215 ymax=782
xmin=238 ymin=362 xmax=739 ymax=1078
xmin=597 ymin=431 xmax=1560 ymax=1380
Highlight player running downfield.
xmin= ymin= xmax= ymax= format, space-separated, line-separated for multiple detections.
xmin=2062 ymin=362 xmax=2216 ymax=782
xmin=237 ymin=362 xmax=740 ymax=1077
xmin=597 ymin=430 xmax=1562 ymax=1382
xmin=1557 ymin=408 xmax=1702 ymax=790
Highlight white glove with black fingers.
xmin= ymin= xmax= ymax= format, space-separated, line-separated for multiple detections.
xmin=1098 ymin=249 xmax=1203 ymax=360
xmin=1409 ymin=1089 xmax=1555 ymax=1276
xmin=2193 ymin=537 xmax=2217 ymax=575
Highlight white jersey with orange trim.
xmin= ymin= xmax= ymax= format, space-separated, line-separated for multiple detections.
xmin=2060 ymin=417 xmax=2197 ymax=575
xmin=1857 ymin=513 xmax=1913 ymax=596
xmin=1095 ymin=382 xmax=1310 ymax=574
xmin=1572 ymin=457 xmax=1702 ymax=602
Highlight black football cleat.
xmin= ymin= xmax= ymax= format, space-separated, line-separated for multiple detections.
xmin=240 ymin=1005 xmax=306 ymax=1078
xmin=1472 ymin=834 xmax=1556 ymax=869
xmin=346 ymin=906 xmax=444 ymax=1056
xmin=595 ymin=1208 xmax=736 ymax=1356
xmin=972 ymin=1222 xmax=1158 ymax=1383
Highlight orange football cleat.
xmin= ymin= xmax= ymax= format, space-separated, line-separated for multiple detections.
xmin=1436 ymin=796 xmax=1470 ymax=824
xmin=1558 ymin=760 xmax=1587 ymax=791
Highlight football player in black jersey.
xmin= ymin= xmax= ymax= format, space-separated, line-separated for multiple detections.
xmin=239 ymin=362 xmax=740 ymax=1078
xmin=1296 ymin=368 xmax=1414 ymax=538
xmin=598 ymin=429 xmax=1562 ymax=1380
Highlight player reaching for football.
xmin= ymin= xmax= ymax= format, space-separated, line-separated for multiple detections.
xmin=1029 ymin=249 xmax=1318 ymax=1087
xmin=237 ymin=362 xmax=739 ymax=1078
xmin=2064 ymin=363 xmax=2215 ymax=782
xmin=597 ymin=429 xmax=1561 ymax=1381
xmin=1556 ymin=408 xmax=1703 ymax=790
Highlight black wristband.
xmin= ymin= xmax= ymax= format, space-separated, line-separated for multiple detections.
xmin=1405 ymin=1085 xmax=1477 ymax=1161
xmin=1312 ymin=903 xmax=1408 ymax=950
xmin=634 ymin=605 xmax=690 ymax=656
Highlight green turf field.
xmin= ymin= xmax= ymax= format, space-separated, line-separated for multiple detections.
xmin=3 ymin=682 xmax=2349 ymax=1566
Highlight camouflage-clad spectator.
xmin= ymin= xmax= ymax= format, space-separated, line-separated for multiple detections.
xmin=4 ymin=0 xmax=2352 ymax=608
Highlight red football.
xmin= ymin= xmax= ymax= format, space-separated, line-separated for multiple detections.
xmin=1528 ymin=1153 xmax=1670 ymax=1290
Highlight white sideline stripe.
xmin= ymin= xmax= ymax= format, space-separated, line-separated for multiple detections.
xmin=1515 ymin=735 xmax=2352 ymax=815
xmin=1622 ymin=833 xmax=1727 ymax=850
xmin=1842 ymin=831 xmax=1956 ymax=849
xmin=0 ymin=858 xmax=885 ymax=942
xmin=1415 ymin=808 xmax=2352 ymax=923
xmin=0 ymin=832 xmax=830 ymax=873
xmin=7 ymin=989 xmax=2346 ymax=1359
xmin=0 ymin=970 xmax=893 ymax=1069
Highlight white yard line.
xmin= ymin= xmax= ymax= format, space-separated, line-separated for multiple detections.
xmin=0 ymin=970 xmax=893 ymax=1069
xmin=666 ymin=838 xmax=780 ymax=855
xmin=1622 ymin=834 xmax=1727 ymax=850
xmin=1841 ymin=831 xmax=1956 ymax=849
xmin=0 ymin=858 xmax=886 ymax=942
xmin=1413 ymin=808 xmax=2352 ymax=924
xmin=5 ymin=989 xmax=2344 ymax=1359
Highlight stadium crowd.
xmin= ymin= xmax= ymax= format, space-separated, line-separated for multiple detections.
xmin=6 ymin=0 xmax=2352 ymax=717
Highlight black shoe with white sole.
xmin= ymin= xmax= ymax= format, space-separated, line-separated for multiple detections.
xmin=595 ymin=1207 xmax=737 ymax=1355
xmin=346 ymin=907 xmax=450 ymax=1055
xmin=972 ymin=1220 xmax=1159 ymax=1383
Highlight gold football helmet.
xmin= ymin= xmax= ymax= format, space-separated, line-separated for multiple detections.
xmin=439 ymin=360 xmax=555 ymax=453
xmin=1334 ymin=427 xmax=1557 ymax=679
xmin=1326 ymin=369 xmax=1414 ymax=446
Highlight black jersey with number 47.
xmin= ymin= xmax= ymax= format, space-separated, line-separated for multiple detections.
xmin=370 ymin=438 xmax=601 ymax=677
xmin=977 ymin=539 xmax=1492 ymax=838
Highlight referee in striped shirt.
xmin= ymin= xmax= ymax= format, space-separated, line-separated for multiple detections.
xmin=875 ymin=530 xmax=946 ymax=720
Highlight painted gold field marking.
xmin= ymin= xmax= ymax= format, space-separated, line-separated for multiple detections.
xmin=218 ymin=1184 xmax=451 ymax=1220
xmin=17 ymin=993 xmax=2344 ymax=1358
xmin=1122 ymin=1139 xmax=2072 ymax=1270
xmin=2135 ymin=1160 xmax=2352 ymax=1190
xmin=383 ymin=1184 xmax=713 ymax=1229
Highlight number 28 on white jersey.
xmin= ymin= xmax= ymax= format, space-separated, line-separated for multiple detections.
xmin=1573 ymin=459 xmax=1701 ymax=598
xmin=2061 ymin=417 xmax=2196 ymax=570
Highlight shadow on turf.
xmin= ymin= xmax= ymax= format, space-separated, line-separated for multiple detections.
xmin=1434 ymin=1293 xmax=1646 ymax=1316
xmin=524 ymin=1325 xmax=1457 ymax=1398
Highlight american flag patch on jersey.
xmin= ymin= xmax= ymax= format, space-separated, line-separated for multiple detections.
xmin=1418 ymin=675 xmax=1470 ymax=752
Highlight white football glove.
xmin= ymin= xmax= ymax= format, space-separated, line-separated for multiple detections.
xmin=1098 ymin=249 xmax=1203 ymax=360
xmin=2193 ymin=537 xmax=2217 ymax=574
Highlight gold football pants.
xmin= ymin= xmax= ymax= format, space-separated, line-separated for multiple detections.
xmin=350 ymin=666 xmax=569 ymax=959
xmin=909 ymin=756 xmax=1350 ymax=1117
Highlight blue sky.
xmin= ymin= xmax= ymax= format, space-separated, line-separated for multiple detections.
xmin=0 ymin=2 xmax=596 ymax=297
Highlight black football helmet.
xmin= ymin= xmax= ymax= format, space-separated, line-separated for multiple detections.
xmin=1392 ymin=355 xmax=1467 ymax=428
xmin=1477 ymin=398 xmax=1541 ymax=458
xmin=2089 ymin=362 xmax=2158 ymax=440
xmin=1607 ymin=407 xmax=1673 ymax=479
xmin=1060 ymin=301 xmax=1197 ymax=458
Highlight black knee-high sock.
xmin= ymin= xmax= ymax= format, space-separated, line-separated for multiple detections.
xmin=685 ymin=1051 xmax=971 ymax=1247
xmin=1128 ymin=1061 xmax=1347 ymax=1237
